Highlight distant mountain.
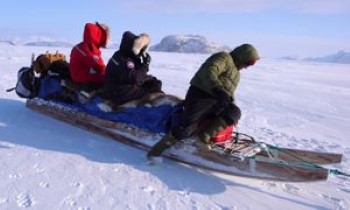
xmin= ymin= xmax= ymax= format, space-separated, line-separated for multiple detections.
xmin=304 ymin=51 xmax=350 ymax=64
xmin=24 ymin=41 xmax=73 ymax=48
xmin=150 ymin=35 xmax=230 ymax=54
xmin=0 ymin=40 xmax=16 ymax=45
xmin=279 ymin=56 xmax=300 ymax=61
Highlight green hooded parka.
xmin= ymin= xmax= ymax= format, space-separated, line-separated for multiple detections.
xmin=190 ymin=44 xmax=259 ymax=101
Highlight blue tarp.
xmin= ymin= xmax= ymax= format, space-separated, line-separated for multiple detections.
xmin=38 ymin=77 xmax=62 ymax=100
xmin=38 ymin=77 xmax=181 ymax=133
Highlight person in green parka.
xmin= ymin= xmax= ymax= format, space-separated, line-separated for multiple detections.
xmin=147 ymin=43 xmax=259 ymax=159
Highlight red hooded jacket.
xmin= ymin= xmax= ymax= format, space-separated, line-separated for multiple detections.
xmin=69 ymin=23 xmax=108 ymax=84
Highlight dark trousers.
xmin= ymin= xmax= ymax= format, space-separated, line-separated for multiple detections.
xmin=172 ymin=86 xmax=218 ymax=140
xmin=102 ymin=85 xmax=147 ymax=105
xmin=147 ymin=85 xmax=241 ymax=157
xmin=101 ymin=78 xmax=162 ymax=106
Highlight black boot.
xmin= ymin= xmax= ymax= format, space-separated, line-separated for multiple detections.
xmin=147 ymin=132 xmax=177 ymax=158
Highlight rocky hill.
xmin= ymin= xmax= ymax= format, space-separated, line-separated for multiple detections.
xmin=304 ymin=50 xmax=350 ymax=64
xmin=150 ymin=35 xmax=230 ymax=54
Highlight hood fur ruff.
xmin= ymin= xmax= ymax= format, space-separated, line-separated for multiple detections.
xmin=97 ymin=23 xmax=110 ymax=47
xmin=132 ymin=33 xmax=150 ymax=56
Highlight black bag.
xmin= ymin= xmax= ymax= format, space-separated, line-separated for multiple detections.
xmin=47 ymin=60 xmax=70 ymax=80
xmin=13 ymin=67 xmax=40 ymax=99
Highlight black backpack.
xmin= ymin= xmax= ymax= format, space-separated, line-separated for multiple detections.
xmin=7 ymin=67 xmax=40 ymax=99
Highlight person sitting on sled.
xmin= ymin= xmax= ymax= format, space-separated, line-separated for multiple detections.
xmin=100 ymin=31 xmax=162 ymax=106
xmin=69 ymin=22 xmax=110 ymax=92
xmin=147 ymin=43 xmax=259 ymax=159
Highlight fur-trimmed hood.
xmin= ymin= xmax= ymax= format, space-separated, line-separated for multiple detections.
xmin=119 ymin=31 xmax=150 ymax=57
xmin=96 ymin=22 xmax=110 ymax=48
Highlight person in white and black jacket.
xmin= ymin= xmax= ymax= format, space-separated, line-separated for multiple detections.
xmin=101 ymin=31 xmax=162 ymax=105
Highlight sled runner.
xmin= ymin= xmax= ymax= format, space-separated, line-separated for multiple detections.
xmin=26 ymin=98 xmax=346 ymax=182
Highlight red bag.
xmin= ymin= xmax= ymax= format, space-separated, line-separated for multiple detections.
xmin=210 ymin=125 xmax=235 ymax=143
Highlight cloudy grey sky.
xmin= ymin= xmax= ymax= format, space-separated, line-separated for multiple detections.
xmin=1 ymin=0 xmax=349 ymax=57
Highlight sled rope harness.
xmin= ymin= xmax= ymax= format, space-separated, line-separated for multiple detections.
xmin=267 ymin=144 xmax=350 ymax=178
xmin=231 ymin=132 xmax=350 ymax=178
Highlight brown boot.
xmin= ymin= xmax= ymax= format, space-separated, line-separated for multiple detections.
xmin=147 ymin=132 xmax=177 ymax=158
xmin=198 ymin=133 xmax=211 ymax=144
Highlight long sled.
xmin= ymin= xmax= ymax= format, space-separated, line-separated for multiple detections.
xmin=26 ymin=98 xmax=344 ymax=182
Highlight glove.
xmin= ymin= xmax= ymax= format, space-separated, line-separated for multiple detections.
xmin=221 ymin=103 xmax=241 ymax=125
xmin=141 ymin=52 xmax=151 ymax=66
xmin=212 ymin=87 xmax=232 ymax=114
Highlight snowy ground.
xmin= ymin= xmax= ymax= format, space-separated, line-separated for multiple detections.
xmin=1 ymin=44 xmax=350 ymax=210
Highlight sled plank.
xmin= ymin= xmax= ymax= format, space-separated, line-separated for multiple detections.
xmin=26 ymin=99 xmax=329 ymax=182
xmin=195 ymin=150 xmax=328 ymax=182
xmin=263 ymin=147 xmax=343 ymax=164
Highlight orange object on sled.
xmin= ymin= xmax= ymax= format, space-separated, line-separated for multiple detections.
xmin=210 ymin=125 xmax=235 ymax=143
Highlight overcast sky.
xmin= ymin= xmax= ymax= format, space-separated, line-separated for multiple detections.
xmin=1 ymin=0 xmax=349 ymax=57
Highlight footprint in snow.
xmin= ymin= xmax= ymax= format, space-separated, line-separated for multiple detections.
xmin=16 ymin=193 xmax=34 ymax=208
xmin=70 ymin=182 xmax=82 ymax=187
xmin=9 ymin=173 xmax=22 ymax=180
xmin=39 ymin=182 xmax=50 ymax=188
xmin=35 ymin=167 xmax=45 ymax=174
xmin=261 ymin=181 xmax=278 ymax=189
xmin=64 ymin=197 xmax=77 ymax=206
xmin=281 ymin=183 xmax=301 ymax=195
xmin=320 ymin=194 xmax=346 ymax=209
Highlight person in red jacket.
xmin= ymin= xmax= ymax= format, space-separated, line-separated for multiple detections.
xmin=69 ymin=22 xmax=110 ymax=91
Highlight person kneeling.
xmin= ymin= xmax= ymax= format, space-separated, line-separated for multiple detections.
xmin=147 ymin=43 xmax=259 ymax=159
